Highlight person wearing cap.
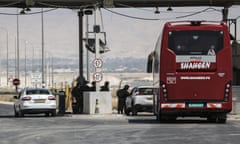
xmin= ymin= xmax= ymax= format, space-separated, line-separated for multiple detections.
xmin=117 ymin=85 xmax=130 ymax=114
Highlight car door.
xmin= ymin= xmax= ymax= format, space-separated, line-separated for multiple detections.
xmin=131 ymin=87 xmax=139 ymax=105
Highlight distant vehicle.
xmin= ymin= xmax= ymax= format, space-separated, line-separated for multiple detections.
xmin=147 ymin=21 xmax=232 ymax=123
xmin=125 ymin=86 xmax=154 ymax=116
xmin=13 ymin=87 xmax=57 ymax=117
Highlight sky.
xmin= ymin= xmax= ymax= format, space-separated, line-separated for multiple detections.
xmin=0 ymin=6 xmax=239 ymax=61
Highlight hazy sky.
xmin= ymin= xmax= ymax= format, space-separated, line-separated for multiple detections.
xmin=0 ymin=6 xmax=239 ymax=61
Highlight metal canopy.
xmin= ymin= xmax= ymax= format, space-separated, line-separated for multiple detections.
xmin=0 ymin=0 xmax=240 ymax=8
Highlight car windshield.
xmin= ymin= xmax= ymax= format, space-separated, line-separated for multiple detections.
xmin=168 ymin=30 xmax=224 ymax=55
xmin=138 ymin=88 xmax=153 ymax=95
xmin=26 ymin=89 xmax=50 ymax=95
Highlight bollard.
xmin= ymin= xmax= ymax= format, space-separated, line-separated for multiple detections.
xmin=95 ymin=99 xmax=100 ymax=114
xmin=58 ymin=91 xmax=66 ymax=115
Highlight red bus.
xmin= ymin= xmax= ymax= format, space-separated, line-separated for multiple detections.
xmin=148 ymin=21 xmax=232 ymax=123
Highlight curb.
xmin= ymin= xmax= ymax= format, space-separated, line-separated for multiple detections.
xmin=0 ymin=101 xmax=13 ymax=105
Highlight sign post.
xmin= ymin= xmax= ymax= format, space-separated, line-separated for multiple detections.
xmin=12 ymin=78 xmax=20 ymax=93
xmin=94 ymin=7 xmax=103 ymax=92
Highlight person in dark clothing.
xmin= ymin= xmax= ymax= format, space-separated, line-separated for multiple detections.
xmin=71 ymin=78 xmax=90 ymax=114
xmin=78 ymin=80 xmax=90 ymax=113
xmin=90 ymin=81 xmax=96 ymax=91
xmin=117 ymin=85 xmax=130 ymax=114
xmin=71 ymin=83 xmax=81 ymax=114
xmin=100 ymin=81 xmax=110 ymax=91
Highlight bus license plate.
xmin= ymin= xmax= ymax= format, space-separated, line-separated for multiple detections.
xmin=188 ymin=103 xmax=204 ymax=108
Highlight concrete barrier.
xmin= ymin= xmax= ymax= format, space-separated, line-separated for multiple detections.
xmin=83 ymin=91 xmax=112 ymax=114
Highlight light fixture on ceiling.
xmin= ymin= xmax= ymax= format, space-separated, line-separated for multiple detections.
xmin=25 ymin=7 xmax=31 ymax=12
xmin=20 ymin=8 xmax=26 ymax=14
xmin=167 ymin=6 xmax=173 ymax=11
xmin=20 ymin=7 xmax=31 ymax=14
xmin=155 ymin=7 xmax=160 ymax=14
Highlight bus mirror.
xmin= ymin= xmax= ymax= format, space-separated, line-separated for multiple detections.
xmin=147 ymin=52 xmax=154 ymax=73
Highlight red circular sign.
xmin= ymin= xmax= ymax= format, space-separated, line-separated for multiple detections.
xmin=12 ymin=78 xmax=20 ymax=86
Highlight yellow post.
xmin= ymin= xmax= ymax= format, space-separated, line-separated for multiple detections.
xmin=65 ymin=84 xmax=72 ymax=112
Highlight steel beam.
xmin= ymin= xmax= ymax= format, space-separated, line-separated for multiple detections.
xmin=0 ymin=0 xmax=240 ymax=8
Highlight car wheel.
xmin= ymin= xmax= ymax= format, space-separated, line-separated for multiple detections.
xmin=14 ymin=106 xmax=19 ymax=117
xmin=132 ymin=106 xmax=138 ymax=116
xmin=19 ymin=110 xmax=24 ymax=117
xmin=51 ymin=110 xmax=56 ymax=117
xmin=45 ymin=112 xmax=50 ymax=117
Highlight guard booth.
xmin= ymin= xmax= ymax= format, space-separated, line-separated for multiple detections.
xmin=232 ymin=41 xmax=240 ymax=85
xmin=232 ymin=41 xmax=240 ymax=114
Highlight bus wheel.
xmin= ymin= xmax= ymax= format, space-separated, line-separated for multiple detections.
xmin=217 ymin=114 xmax=227 ymax=123
xmin=207 ymin=116 xmax=217 ymax=123
xmin=157 ymin=113 xmax=167 ymax=123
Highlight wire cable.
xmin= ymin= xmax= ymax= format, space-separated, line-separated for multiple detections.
xmin=176 ymin=7 xmax=221 ymax=19
xmin=115 ymin=2 xmax=221 ymax=14
xmin=37 ymin=1 xmax=96 ymax=10
xmin=104 ymin=8 xmax=162 ymax=21
xmin=0 ymin=1 xmax=20 ymax=7
xmin=0 ymin=8 xmax=58 ymax=16
xmin=104 ymin=7 xmax=220 ymax=21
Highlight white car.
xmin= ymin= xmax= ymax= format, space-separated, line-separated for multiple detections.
xmin=13 ymin=87 xmax=57 ymax=117
xmin=125 ymin=86 xmax=154 ymax=116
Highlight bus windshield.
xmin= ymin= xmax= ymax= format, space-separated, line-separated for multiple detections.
xmin=168 ymin=30 xmax=224 ymax=55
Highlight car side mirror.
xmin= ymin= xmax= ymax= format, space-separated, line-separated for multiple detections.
xmin=135 ymin=92 xmax=140 ymax=95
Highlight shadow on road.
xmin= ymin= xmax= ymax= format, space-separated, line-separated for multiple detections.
xmin=127 ymin=114 xmax=221 ymax=124
xmin=0 ymin=115 xmax=15 ymax=118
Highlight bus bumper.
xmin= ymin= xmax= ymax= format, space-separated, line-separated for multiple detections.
xmin=160 ymin=102 xmax=232 ymax=117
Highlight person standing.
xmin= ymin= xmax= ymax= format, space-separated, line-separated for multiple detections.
xmin=71 ymin=83 xmax=81 ymax=114
xmin=71 ymin=78 xmax=90 ymax=114
xmin=117 ymin=85 xmax=130 ymax=114
xmin=78 ymin=80 xmax=90 ymax=113
xmin=100 ymin=81 xmax=110 ymax=91
xmin=90 ymin=81 xmax=96 ymax=91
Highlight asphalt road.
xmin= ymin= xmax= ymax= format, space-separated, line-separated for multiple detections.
xmin=1 ymin=103 xmax=240 ymax=144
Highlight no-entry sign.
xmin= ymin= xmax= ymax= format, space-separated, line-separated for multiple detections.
xmin=12 ymin=78 xmax=20 ymax=86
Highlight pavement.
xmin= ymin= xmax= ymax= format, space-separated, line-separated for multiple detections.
xmin=1 ymin=101 xmax=240 ymax=120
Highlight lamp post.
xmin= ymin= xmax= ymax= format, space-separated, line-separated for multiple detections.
xmin=41 ymin=8 xmax=45 ymax=88
xmin=16 ymin=9 xmax=20 ymax=79
xmin=24 ymin=41 xmax=27 ymax=87
xmin=0 ymin=27 xmax=9 ymax=87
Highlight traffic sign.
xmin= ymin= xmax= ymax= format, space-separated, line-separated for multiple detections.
xmin=12 ymin=78 xmax=20 ymax=86
xmin=31 ymin=73 xmax=42 ymax=83
xmin=93 ymin=72 xmax=103 ymax=82
xmin=93 ymin=58 xmax=103 ymax=68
